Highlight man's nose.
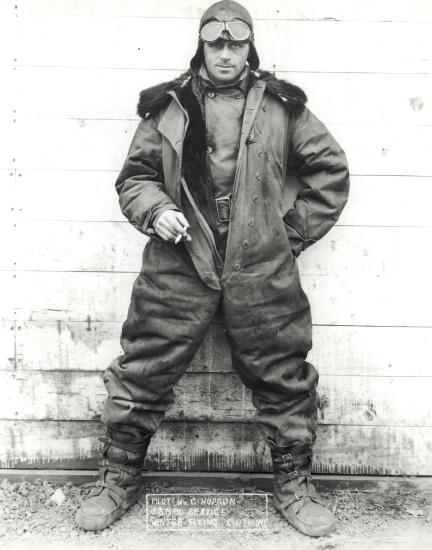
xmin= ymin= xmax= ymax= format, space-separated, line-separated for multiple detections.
xmin=219 ymin=46 xmax=231 ymax=61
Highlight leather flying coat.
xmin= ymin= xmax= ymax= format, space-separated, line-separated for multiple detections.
xmin=115 ymin=70 xmax=350 ymax=292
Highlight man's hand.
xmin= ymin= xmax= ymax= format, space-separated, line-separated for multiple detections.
xmin=154 ymin=210 xmax=192 ymax=243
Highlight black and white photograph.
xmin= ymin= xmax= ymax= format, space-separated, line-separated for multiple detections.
xmin=1 ymin=1 xmax=432 ymax=549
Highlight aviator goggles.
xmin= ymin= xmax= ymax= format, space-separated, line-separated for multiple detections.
xmin=200 ymin=20 xmax=252 ymax=43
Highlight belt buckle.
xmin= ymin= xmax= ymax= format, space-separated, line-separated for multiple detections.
xmin=294 ymin=489 xmax=306 ymax=501
xmin=215 ymin=196 xmax=231 ymax=223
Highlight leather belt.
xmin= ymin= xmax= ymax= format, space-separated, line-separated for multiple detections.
xmin=215 ymin=196 xmax=231 ymax=223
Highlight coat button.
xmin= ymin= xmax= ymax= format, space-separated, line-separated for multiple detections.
xmin=208 ymin=91 xmax=215 ymax=98
xmin=235 ymin=92 xmax=243 ymax=99
xmin=256 ymin=173 xmax=261 ymax=181
xmin=257 ymin=151 xmax=263 ymax=158
xmin=234 ymin=264 xmax=241 ymax=271
xmin=262 ymin=105 xmax=267 ymax=112
xmin=242 ymin=241 xmax=249 ymax=249
xmin=252 ymin=195 xmax=258 ymax=202
xmin=248 ymin=219 xmax=255 ymax=227
xmin=207 ymin=146 xmax=213 ymax=154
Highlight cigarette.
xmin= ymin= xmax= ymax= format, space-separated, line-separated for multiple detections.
xmin=174 ymin=234 xmax=182 ymax=244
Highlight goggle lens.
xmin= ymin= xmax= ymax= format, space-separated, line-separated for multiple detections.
xmin=200 ymin=20 xmax=251 ymax=42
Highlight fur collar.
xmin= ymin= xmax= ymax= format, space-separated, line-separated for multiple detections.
xmin=137 ymin=69 xmax=307 ymax=119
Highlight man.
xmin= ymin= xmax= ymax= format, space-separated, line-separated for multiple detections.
xmin=76 ymin=0 xmax=349 ymax=537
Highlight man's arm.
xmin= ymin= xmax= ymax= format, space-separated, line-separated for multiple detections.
xmin=283 ymin=106 xmax=350 ymax=257
xmin=115 ymin=116 xmax=180 ymax=237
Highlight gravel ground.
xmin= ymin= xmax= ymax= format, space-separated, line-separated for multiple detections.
xmin=0 ymin=477 xmax=431 ymax=550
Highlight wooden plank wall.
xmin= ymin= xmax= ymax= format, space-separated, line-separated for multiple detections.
xmin=1 ymin=0 xmax=432 ymax=475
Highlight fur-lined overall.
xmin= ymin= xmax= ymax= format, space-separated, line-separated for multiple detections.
xmin=104 ymin=59 xmax=350 ymax=440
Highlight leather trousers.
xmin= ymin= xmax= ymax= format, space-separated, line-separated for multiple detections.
xmin=101 ymin=238 xmax=318 ymax=447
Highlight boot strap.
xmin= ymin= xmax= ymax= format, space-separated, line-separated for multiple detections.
xmin=272 ymin=451 xmax=312 ymax=465
xmin=82 ymin=463 xmax=142 ymax=496
xmin=82 ymin=479 xmax=140 ymax=503
xmin=276 ymin=476 xmax=323 ymax=509
xmin=267 ymin=440 xmax=312 ymax=456
xmin=97 ymin=460 xmax=142 ymax=477
xmin=98 ymin=435 xmax=150 ymax=454
xmin=269 ymin=441 xmax=313 ymax=465
xmin=277 ymin=469 xmax=311 ymax=483
xmin=278 ymin=492 xmax=323 ymax=509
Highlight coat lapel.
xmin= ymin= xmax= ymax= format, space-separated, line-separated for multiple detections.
xmin=237 ymin=79 xmax=266 ymax=161
xmin=156 ymin=92 xmax=189 ymax=205
xmin=157 ymin=92 xmax=188 ymax=159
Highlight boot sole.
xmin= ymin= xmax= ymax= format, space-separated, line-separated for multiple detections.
xmin=275 ymin=504 xmax=336 ymax=537
xmin=75 ymin=494 xmax=138 ymax=531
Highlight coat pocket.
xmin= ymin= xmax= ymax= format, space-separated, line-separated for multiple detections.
xmin=283 ymin=220 xmax=304 ymax=258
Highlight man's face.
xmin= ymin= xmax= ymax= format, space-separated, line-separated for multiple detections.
xmin=203 ymin=39 xmax=250 ymax=85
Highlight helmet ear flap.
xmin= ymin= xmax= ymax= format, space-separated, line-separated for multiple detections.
xmin=190 ymin=40 xmax=205 ymax=71
xmin=247 ymin=41 xmax=260 ymax=71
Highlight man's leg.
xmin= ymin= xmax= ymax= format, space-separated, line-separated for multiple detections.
xmin=76 ymin=239 xmax=220 ymax=531
xmin=102 ymin=238 xmax=220 ymax=435
xmin=222 ymin=265 xmax=335 ymax=537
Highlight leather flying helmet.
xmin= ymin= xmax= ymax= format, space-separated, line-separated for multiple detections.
xmin=190 ymin=0 xmax=260 ymax=71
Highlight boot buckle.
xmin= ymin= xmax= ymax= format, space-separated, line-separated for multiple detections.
xmin=288 ymin=470 xmax=299 ymax=480
xmin=95 ymin=480 xmax=104 ymax=488
xmin=101 ymin=459 xmax=109 ymax=467
xmin=281 ymin=453 xmax=293 ymax=463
